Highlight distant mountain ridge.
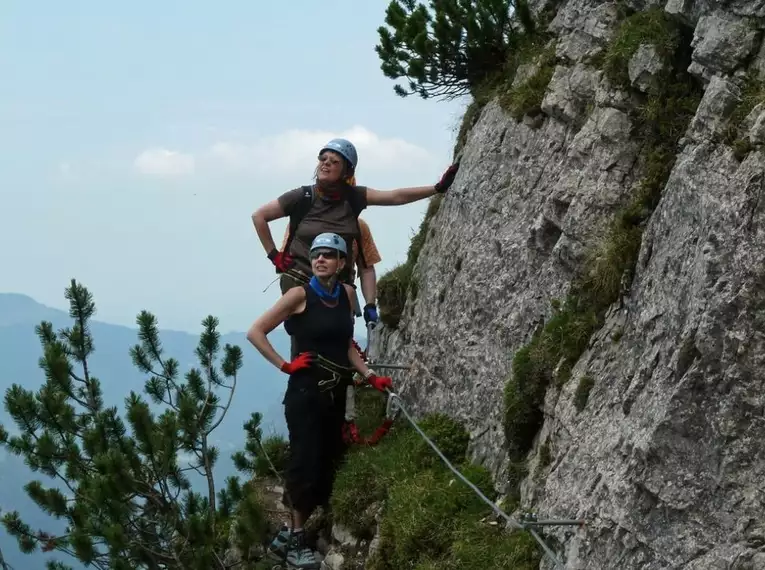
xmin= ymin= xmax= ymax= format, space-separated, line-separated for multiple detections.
xmin=0 ymin=292 xmax=66 ymax=328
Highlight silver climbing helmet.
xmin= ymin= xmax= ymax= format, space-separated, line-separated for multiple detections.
xmin=310 ymin=232 xmax=348 ymax=257
xmin=319 ymin=138 xmax=358 ymax=170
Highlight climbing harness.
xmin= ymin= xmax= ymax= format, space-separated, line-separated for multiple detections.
xmin=313 ymin=353 xmax=354 ymax=392
xmin=383 ymin=387 xmax=585 ymax=569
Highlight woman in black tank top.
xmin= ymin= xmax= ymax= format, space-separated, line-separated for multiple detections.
xmin=246 ymin=232 xmax=393 ymax=569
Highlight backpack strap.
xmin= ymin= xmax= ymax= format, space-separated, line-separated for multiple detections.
xmin=346 ymin=187 xmax=367 ymax=271
xmin=283 ymin=185 xmax=315 ymax=256
xmin=283 ymin=184 xmax=368 ymax=285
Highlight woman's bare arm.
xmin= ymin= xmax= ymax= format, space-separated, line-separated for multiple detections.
xmin=343 ymin=284 xmax=372 ymax=376
xmin=364 ymin=163 xmax=459 ymax=207
xmin=251 ymin=199 xmax=286 ymax=255
xmin=365 ymin=185 xmax=437 ymax=206
xmin=247 ymin=287 xmax=305 ymax=370
xmin=348 ymin=340 xmax=371 ymax=377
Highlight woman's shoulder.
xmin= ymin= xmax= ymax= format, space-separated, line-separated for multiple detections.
xmin=284 ymin=284 xmax=308 ymax=303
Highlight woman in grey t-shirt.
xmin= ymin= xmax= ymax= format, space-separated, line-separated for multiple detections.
xmin=251 ymin=137 xmax=459 ymax=286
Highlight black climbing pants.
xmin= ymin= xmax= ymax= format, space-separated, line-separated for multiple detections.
xmin=282 ymin=374 xmax=349 ymax=516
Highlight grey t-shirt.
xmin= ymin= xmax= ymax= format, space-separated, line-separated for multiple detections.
xmin=277 ymin=185 xmax=368 ymax=279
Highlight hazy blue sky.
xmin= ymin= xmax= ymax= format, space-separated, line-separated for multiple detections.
xmin=0 ymin=1 xmax=467 ymax=336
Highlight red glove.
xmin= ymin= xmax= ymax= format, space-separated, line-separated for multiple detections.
xmin=367 ymin=374 xmax=392 ymax=393
xmin=268 ymin=248 xmax=295 ymax=273
xmin=280 ymin=352 xmax=314 ymax=374
xmin=434 ymin=162 xmax=460 ymax=193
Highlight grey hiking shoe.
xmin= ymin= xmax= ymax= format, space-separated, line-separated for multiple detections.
xmin=267 ymin=525 xmax=290 ymax=560
xmin=286 ymin=530 xmax=320 ymax=570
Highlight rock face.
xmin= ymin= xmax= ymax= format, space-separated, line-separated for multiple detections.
xmin=371 ymin=1 xmax=765 ymax=569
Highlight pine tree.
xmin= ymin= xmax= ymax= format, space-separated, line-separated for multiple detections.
xmin=0 ymin=279 xmax=274 ymax=570
xmin=232 ymin=414 xmax=290 ymax=481
xmin=375 ymin=0 xmax=534 ymax=100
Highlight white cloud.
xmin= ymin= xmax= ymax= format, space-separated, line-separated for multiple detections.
xmin=132 ymin=125 xmax=437 ymax=183
xmin=134 ymin=147 xmax=196 ymax=177
xmin=206 ymin=124 xmax=434 ymax=176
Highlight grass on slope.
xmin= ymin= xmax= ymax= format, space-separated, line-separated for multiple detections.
xmin=329 ymin=388 xmax=542 ymax=569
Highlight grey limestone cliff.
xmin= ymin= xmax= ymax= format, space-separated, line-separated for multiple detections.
xmin=370 ymin=0 xmax=765 ymax=568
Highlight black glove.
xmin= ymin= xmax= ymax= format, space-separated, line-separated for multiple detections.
xmin=434 ymin=162 xmax=460 ymax=193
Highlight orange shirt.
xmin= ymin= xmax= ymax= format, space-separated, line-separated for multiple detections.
xmin=281 ymin=217 xmax=381 ymax=274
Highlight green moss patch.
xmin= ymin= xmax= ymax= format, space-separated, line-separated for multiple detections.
xmin=331 ymin=408 xmax=542 ymax=569
xmin=722 ymin=72 xmax=765 ymax=159
xmin=574 ymin=375 xmax=595 ymax=412
xmin=502 ymin=295 xmax=599 ymax=459
xmin=454 ymin=24 xmax=558 ymax=154
xmin=602 ymin=7 xmax=682 ymax=89
xmin=499 ymin=43 xmax=557 ymax=121
xmin=377 ymin=263 xmax=415 ymax=329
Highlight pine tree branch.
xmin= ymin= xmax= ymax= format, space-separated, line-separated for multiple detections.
xmin=206 ymin=373 xmax=236 ymax=434
xmin=141 ymin=449 xmax=175 ymax=511
xmin=11 ymin=418 xmax=86 ymax=506
xmin=121 ymin=517 xmax=173 ymax=565
xmin=200 ymin=437 xmax=216 ymax=527
xmin=197 ymin=371 xmax=215 ymax=434
xmin=38 ymin=395 xmax=93 ymax=480
xmin=6 ymin=526 xmax=107 ymax=570
xmin=213 ymin=550 xmax=226 ymax=570
xmin=179 ymin=462 xmax=207 ymax=478
xmin=121 ymin=522 xmax=179 ymax=567
xmin=67 ymin=369 xmax=86 ymax=386
xmin=145 ymin=349 xmax=177 ymax=410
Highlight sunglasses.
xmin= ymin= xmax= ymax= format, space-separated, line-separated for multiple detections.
xmin=310 ymin=249 xmax=342 ymax=260
xmin=317 ymin=154 xmax=342 ymax=166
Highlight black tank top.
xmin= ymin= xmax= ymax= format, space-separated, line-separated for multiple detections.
xmin=285 ymin=284 xmax=354 ymax=367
